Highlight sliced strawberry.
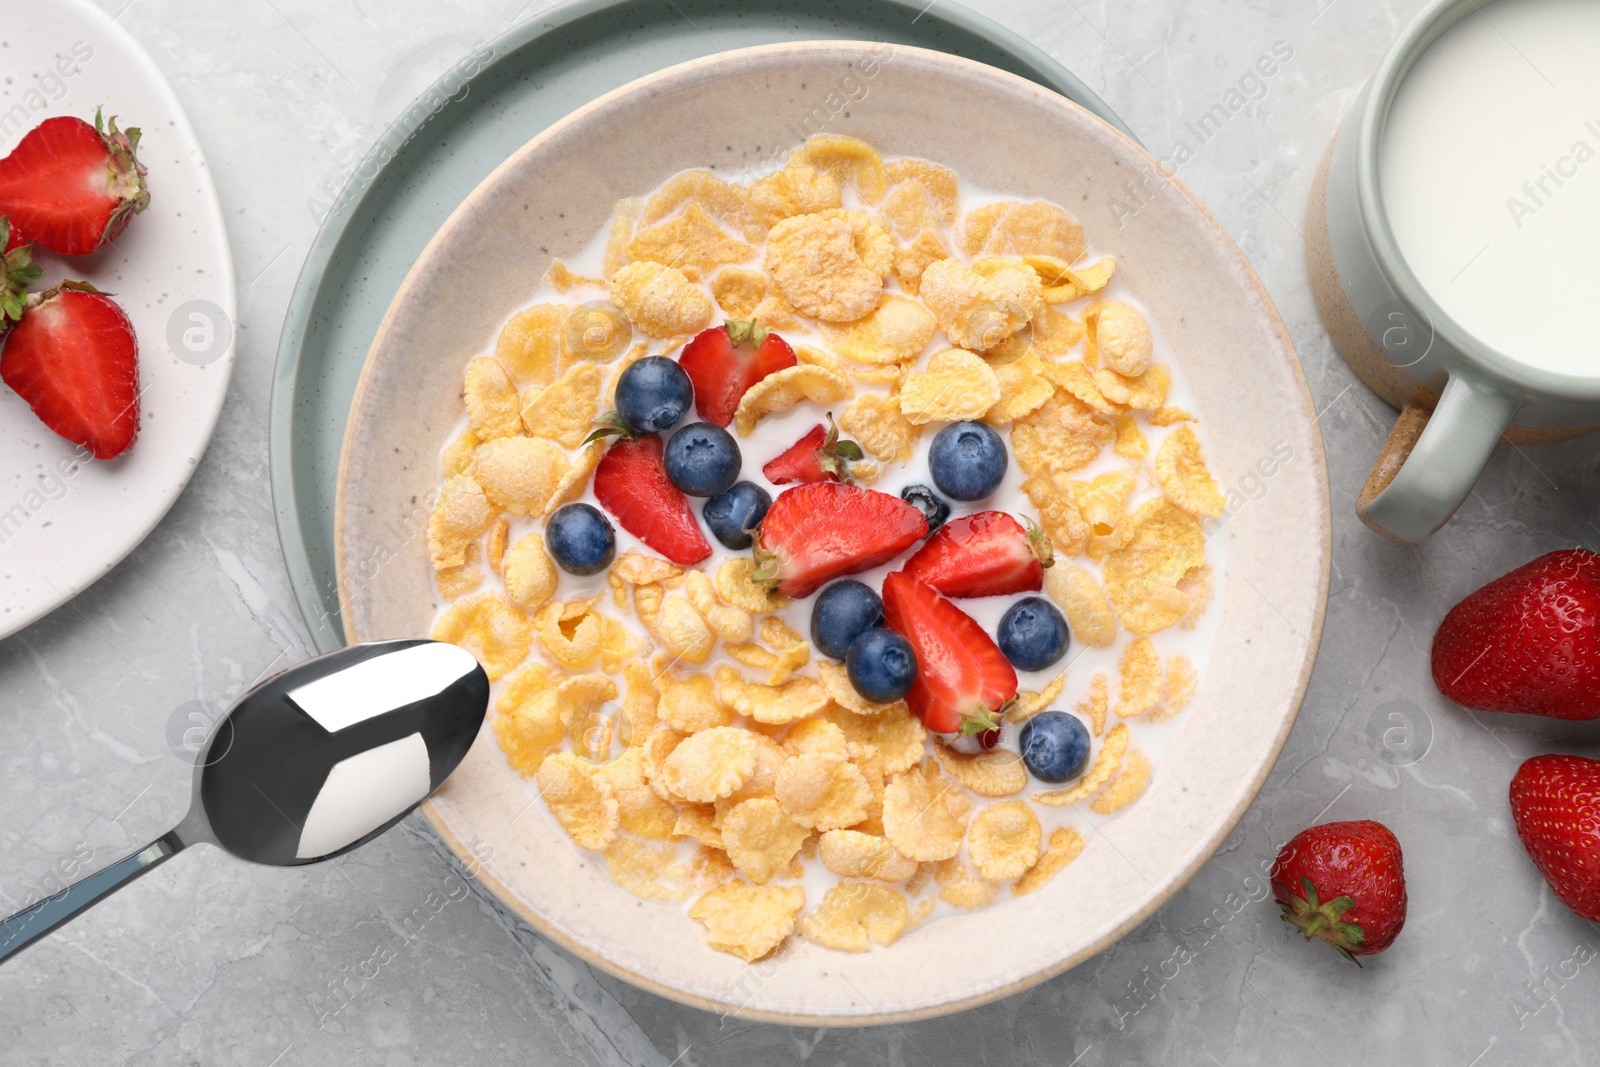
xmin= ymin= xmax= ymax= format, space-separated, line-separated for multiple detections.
xmin=678 ymin=319 xmax=796 ymax=427
xmin=1 ymin=281 xmax=139 ymax=458
xmin=0 ymin=217 xmax=42 ymax=331
xmin=592 ymin=434 xmax=712 ymax=565
xmin=753 ymin=482 xmax=926 ymax=598
xmin=882 ymin=571 xmax=1017 ymax=735
xmin=0 ymin=110 xmax=150 ymax=256
xmin=761 ymin=415 xmax=863 ymax=485
xmin=901 ymin=511 xmax=1052 ymax=597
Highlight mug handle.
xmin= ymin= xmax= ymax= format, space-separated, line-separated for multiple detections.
xmin=1357 ymin=372 xmax=1520 ymax=544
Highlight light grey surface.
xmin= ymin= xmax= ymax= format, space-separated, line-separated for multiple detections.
xmin=1 ymin=0 xmax=1596 ymax=1064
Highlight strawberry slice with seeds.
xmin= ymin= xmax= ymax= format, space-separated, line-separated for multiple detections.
xmin=592 ymin=434 xmax=712 ymax=565
xmin=0 ymin=110 xmax=150 ymax=256
xmin=761 ymin=415 xmax=863 ymax=485
xmin=752 ymin=482 xmax=926 ymax=598
xmin=1 ymin=281 xmax=139 ymax=458
xmin=678 ymin=319 xmax=797 ymax=427
xmin=882 ymin=571 xmax=1017 ymax=735
xmin=901 ymin=511 xmax=1052 ymax=597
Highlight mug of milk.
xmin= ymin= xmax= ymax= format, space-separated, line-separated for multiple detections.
xmin=1309 ymin=0 xmax=1600 ymax=544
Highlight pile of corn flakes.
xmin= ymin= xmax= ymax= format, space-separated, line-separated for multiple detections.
xmin=426 ymin=135 xmax=1221 ymax=962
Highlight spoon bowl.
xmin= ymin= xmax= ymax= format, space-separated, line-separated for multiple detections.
xmin=0 ymin=639 xmax=487 ymax=963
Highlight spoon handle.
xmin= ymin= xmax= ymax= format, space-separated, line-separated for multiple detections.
xmin=0 ymin=830 xmax=185 ymax=965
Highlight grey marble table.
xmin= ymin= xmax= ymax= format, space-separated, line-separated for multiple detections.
xmin=3 ymin=0 xmax=1597 ymax=1063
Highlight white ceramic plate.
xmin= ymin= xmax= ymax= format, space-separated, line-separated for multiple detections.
xmin=337 ymin=43 xmax=1329 ymax=1024
xmin=0 ymin=0 xmax=235 ymax=638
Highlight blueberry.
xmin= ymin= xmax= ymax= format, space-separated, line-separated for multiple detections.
xmin=899 ymin=484 xmax=950 ymax=535
xmin=614 ymin=356 xmax=692 ymax=434
xmin=1019 ymin=712 xmax=1091 ymax=783
xmin=845 ymin=628 xmax=917 ymax=703
xmin=996 ymin=596 xmax=1070 ymax=671
xmin=702 ymin=480 xmax=770 ymax=549
xmin=928 ymin=420 xmax=1007 ymax=501
xmin=545 ymin=503 xmax=616 ymax=576
xmin=663 ymin=421 xmax=741 ymax=497
xmin=811 ymin=580 xmax=884 ymax=660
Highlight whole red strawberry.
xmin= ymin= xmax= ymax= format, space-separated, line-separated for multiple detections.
xmin=677 ymin=319 xmax=796 ymax=427
xmin=1 ymin=281 xmax=139 ymax=458
xmin=1270 ymin=819 xmax=1406 ymax=961
xmin=1431 ymin=549 xmax=1600 ymax=719
xmin=0 ymin=110 xmax=150 ymax=256
xmin=1509 ymin=754 xmax=1600 ymax=921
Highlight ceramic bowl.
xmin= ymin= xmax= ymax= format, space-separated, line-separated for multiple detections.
xmin=335 ymin=41 xmax=1329 ymax=1024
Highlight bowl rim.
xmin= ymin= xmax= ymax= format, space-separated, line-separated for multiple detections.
xmin=336 ymin=39 xmax=1331 ymax=1025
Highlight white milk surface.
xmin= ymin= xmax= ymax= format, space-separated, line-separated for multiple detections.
xmin=1381 ymin=0 xmax=1600 ymax=376
xmin=429 ymin=157 xmax=1226 ymax=933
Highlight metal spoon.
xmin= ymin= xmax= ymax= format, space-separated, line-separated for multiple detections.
xmin=0 ymin=639 xmax=488 ymax=964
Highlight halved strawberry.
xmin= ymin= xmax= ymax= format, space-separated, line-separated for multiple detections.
xmin=882 ymin=571 xmax=1018 ymax=735
xmin=901 ymin=511 xmax=1052 ymax=597
xmin=1 ymin=281 xmax=139 ymax=458
xmin=753 ymin=482 xmax=927 ymax=598
xmin=0 ymin=110 xmax=150 ymax=256
xmin=592 ymin=434 xmax=712 ymax=565
xmin=761 ymin=415 xmax=863 ymax=485
xmin=0 ymin=217 xmax=42 ymax=331
xmin=677 ymin=319 xmax=796 ymax=427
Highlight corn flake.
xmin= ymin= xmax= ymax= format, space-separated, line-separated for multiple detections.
xmin=748 ymin=162 xmax=842 ymax=227
xmin=492 ymin=665 xmax=561 ymax=772
xmin=1102 ymin=499 xmax=1208 ymax=635
xmin=817 ymin=830 xmax=918 ymax=882
xmin=1091 ymin=748 xmax=1153 ymax=814
xmin=1095 ymin=364 xmax=1170 ymax=412
xmin=1034 ymin=722 xmax=1129 ymax=806
xmin=840 ymin=392 xmax=919 ymax=463
xmin=933 ymin=742 xmax=1028 ymax=798
xmin=934 ymin=857 xmax=998 ymax=909
xmin=495 ymin=304 xmax=567 ymax=387
xmin=1086 ymin=301 xmax=1153 ymax=377
xmin=685 ymin=570 xmax=754 ymax=645
xmin=882 ymin=763 xmax=971 ymax=862
xmin=765 ymin=209 xmax=891 ymax=322
xmin=1045 ymin=360 xmax=1123 ymax=415
xmin=968 ymin=802 xmax=1043 ymax=882
xmin=794 ymin=135 xmax=888 ymax=203
xmin=503 ymin=532 xmax=558 ymax=611
xmin=711 ymin=266 xmax=767 ymax=318
xmin=722 ymin=797 xmax=810 ymax=884
xmin=608 ymin=261 xmax=713 ymax=338
xmin=1045 ymin=564 xmax=1117 ymax=648
xmin=716 ymin=666 xmax=828 ymax=724
xmin=959 ymin=200 xmax=1086 ymax=262
xmin=892 ymin=228 xmax=950 ymax=295
xmin=545 ymin=440 xmax=604 ymax=515
xmin=1155 ymin=424 xmax=1225 ymax=518
xmin=688 ymin=882 xmax=804 ymax=962
xmin=885 ymin=159 xmax=959 ymax=222
xmin=662 ymin=726 xmax=760 ymax=803
xmin=1010 ymin=393 xmax=1114 ymax=477
xmin=1029 ymin=254 xmax=1116 ymax=303
xmin=659 ymin=671 xmax=734 ymax=733
xmin=817 ymin=661 xmax=900 ymax=717
xmin=732 ymin=363 xmax=852 ymax=436
xmin=783 ymin=717 xmax=849 ymax=760
xmin=427 ymin=474 xmax=492 ymax=570
xmin=899 ymin=349 xmax=1001 ymax=425
xmin=1032 ymin=306 xmax=1086 ymax=357
xmin=800 ymin=882 xmax=909 ymax=951
xmin=626 ymin=203 xmax=756 ymax=279
xmin=641 ymin=169 xmax=764 ymax=242
xmin=1113 ymin=414 xmax=1149 ymax=460
xmin=1115 ymin=638 xmax=1162 ymax=719
xmin=984 ymin=348 xmax=1055 ymax=426
xmin=536 ymin=752 xmax=619 ymax=850
xmin=432 ymin=591 xmax=531 ymax=680
xmin=462 ymin=357 xmax=522 ymax=441
xmin=823 ymin=294 xmax=937 ymax=365
xmin=1163 ymin=655 xmax=1199 ymax=716
xmin=673 ymin=803 xmax=723 ymax=849
xmin=1149 ymin=406 xmax=1195 ymax=426
xmin=775 ymin=752 xmax=872 ymax=830
xmin=1013 ymin=826 xmax=1086 ymax=895
xmin=441 ymin=429 xmax=480 ymax=477
xmin=1006 ymin=670 xmax=1068 ymax=724
xmin=717 ymin=558 xmax=785 ymax=613
xmin=472 ymin=437 xmax=569 ymax=516
xmin=919 ymin=258 xmax=1041 ymax=351
xmin=825 ymin=702 xmax=926 ymax=775
xmin=605 ymin=837 xmax=692 ymax=902
xmin=1080 ymin=673 xmax=1109 ymax=736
